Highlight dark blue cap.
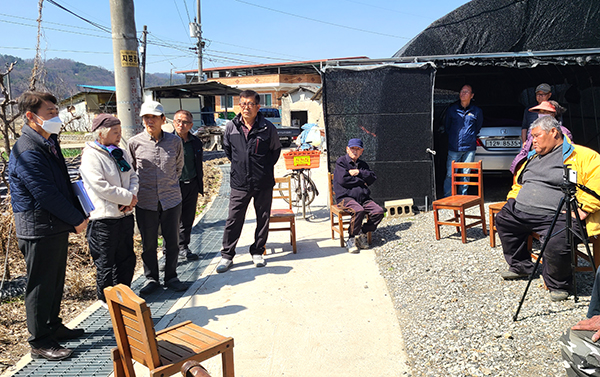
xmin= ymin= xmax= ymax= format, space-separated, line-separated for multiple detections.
xmin=347 ymin=138 xmax=363 ymax=148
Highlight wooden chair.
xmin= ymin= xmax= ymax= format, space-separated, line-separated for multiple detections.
xmin=528 ymin=230 xmax=600 ymax=273
xmin=105 ymin=284 xmax=234 ymax=377
xmin=328 ymin=172 xmax=372 ymax=247
xmin=433 ymin=160 xmax=487 ymax=243
xmin=269 ymin=176 xmax=297 ymax=253
xmin=488 ymin=201 xmax=506 ymax=247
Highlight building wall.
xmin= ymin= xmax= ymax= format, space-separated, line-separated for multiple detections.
xmin=209 ymin=73 xmax=322 ymax=115
xmin=281 ymin=89 xmax=324 ymax=128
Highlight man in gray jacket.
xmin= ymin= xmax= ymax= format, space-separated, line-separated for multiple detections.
xmin=129 ymin=101 xmax=186 ymax=295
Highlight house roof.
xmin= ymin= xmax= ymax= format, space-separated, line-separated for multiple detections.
xmin=283 ymin=86 xmax=320 ymax=97
xmin=176 ymin=57 xmax=369 ymax=74
xmin=77 ymin=85 xmax=116 ymax=92
xmin=394 ymin=0 xmax=600 ymax=58
xmin=145 ymin=81 xmax=242 ymax=97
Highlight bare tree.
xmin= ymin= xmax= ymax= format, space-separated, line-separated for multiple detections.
xmin=0 ymin=62 xmax=20 ymax=189
xmin=29 ymin=0 xmax=45 ymax=91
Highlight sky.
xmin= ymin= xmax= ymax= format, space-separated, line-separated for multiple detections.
xmin=0 ymin=0 xmax=471 ymax=75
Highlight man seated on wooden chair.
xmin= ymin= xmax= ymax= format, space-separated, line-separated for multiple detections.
xmin=496 ymin=116 xmax=600 ymax=302
xmin=333 ymin=138 xmax=384 ymax=253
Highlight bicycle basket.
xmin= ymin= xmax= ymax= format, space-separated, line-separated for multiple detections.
xmin=283 ymin=150 xmax=321 ymax=170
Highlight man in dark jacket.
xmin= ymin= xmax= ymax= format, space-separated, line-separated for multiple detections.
xmin=443 ymin=84 xmax=483 ymax=197
xmin=173 ymin=109 xmax=204 ymax=260
xmin=217 ymin=90 xmax=281 ymax=273
xmin=333 ymin=138 xmax=384 ymax=253
xmin=8 ymin=91 xmax=88 ymax=361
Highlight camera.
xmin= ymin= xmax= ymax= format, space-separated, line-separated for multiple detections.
xmin=563 ymin=165 xmax=577 ymax=184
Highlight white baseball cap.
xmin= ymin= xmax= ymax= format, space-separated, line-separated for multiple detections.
xmin=140 ymin=100 xmax=164 ymax=116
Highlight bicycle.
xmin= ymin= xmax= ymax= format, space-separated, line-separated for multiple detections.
xmin=280 ymin=145 xmax=321 ymax=219
xmin=281 ymin=168 xmax=319 ymax=213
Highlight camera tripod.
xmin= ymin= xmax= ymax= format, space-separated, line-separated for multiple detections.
xmin=513 ymin=166 xmax=599 ymax=321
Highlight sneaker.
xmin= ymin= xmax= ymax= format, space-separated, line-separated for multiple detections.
xmin=500 ymin=270 xmax=528 ymax=280
xmin=216 ymin=258 xmax=233 ymax=273
xmin=139 ymin=279 xmax=161 ymax=295
xmin=165 ymin=278 xmax=188 ymax=292
xmin=550 ymin=290 xmax=569 ymax=302
xmin=183 ymin=247 xmax=199 ymax=261
xmin=252 ymin=254 xmax=266 ymax=267
xmin=356 ymin=233 xmax=369 ymax=249
xmin=346 ymin=237 xmax=359 ymax=253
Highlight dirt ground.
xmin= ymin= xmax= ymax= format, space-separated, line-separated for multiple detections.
xmin=0 ymin=158 xmax=226 ymax=374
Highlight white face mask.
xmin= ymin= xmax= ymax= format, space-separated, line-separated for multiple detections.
xmin=537 ymin=113 xmax=552 ymax=119
xmin=34 ymin=114 xmax=63 ymax=134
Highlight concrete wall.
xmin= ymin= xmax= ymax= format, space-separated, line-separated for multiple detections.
xmin=281 ymin=89 xmax=323 ymax=128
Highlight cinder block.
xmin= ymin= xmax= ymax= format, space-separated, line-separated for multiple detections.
xmin=384 ymin=199 xmax=414 ymax=217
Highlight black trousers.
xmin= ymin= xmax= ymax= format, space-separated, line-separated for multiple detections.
xmin=136 ymin=203 xmax=182 ymax=283
xmin=86 ymin=215 xmax=135 ymax=301
xmin=338 ymin=198 xmax=384 ymax=237
xmin=179 ymin=179 xmax=200 ymax=250
xmin=496 ymin=198 xmax=575 ymax=291
xmin=221 ymin=187 xmax=273 ymax=260
xmin=19 ymin=232 xmax=69 ymax=347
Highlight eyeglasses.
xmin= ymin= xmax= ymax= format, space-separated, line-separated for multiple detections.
xmin=239 ymin=102 xmax=257 ymax=108
xmin=174 ymin=119 xmax=193 ymax=126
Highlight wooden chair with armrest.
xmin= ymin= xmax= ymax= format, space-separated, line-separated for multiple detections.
xmin=433 ymin=160 xmax=487 ymax=243
xmin=104 ymin=284 xmax=234 ymax=377
xmin=328 ymin=172 xmax=372 ymax=247
xmin=268 ymin=176 xmax=297 ymax=253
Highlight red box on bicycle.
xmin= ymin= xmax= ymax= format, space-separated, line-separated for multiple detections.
xmin=283 ymin=150 xmax=321 ymax=170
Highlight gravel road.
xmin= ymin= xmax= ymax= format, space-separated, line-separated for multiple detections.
xmin=374 ymin=205 xmax=594 ymax=376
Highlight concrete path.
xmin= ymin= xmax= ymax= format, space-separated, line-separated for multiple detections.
xmin=159 ymin=153 xmax=410 ymax=377
xmin=3 ymin=151 xmax=410 ymax=377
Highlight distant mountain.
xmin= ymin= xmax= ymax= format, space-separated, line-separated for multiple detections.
xmin=0 ymin=54 xmax=186 ymax=101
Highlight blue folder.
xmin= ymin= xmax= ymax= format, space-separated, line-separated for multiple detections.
xmin=72 ymin=180 xmax=94 ymax=217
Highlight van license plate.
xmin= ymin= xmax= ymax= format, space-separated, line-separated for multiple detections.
xmin=485 ymin=140 xmax=520 ymax=148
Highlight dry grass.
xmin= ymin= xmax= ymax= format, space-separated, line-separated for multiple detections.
xmin=0 ymin=158 xmax=226 ymax=374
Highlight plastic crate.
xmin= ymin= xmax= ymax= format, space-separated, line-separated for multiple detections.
xmin=283 ymin=150 xmax=321 ymax=170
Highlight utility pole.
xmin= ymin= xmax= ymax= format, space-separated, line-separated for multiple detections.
xmin=140 ymin=25 xmax=148 ymax=89
xmin=190 ymin=0 xmax=203 ymax=82
xmin=109 ymin=0 xmax=143 ymax=141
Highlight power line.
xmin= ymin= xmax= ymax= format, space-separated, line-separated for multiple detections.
xmin=234 ymin=0 xmax=410 ymax=40
xmin=46 ymin=0 xmax=111 ymax=34
xmin=341 ymin=0 xmax=435 ymax=20
xmin=0 ymin=18 xmax=109 ymax=39
xmin=0 ymin=46 xmax=112 ymax=54
xmin=0 ymin=12 xmax=106 ymax=34
xmin=0 ymin=9 xmax=311 ymax=65
xmin=172 ymin=0 xmax=192 ymax=43
xmin=182 ymin=0 xmax=192 ymax=22
xmin=204 ymin=38 xmax=308 ymax=61
xmin=204 ymin=49 xmax=292 ymax=62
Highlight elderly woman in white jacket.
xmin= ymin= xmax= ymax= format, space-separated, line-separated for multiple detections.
xmin=80 ymin=114 xmax=139 ymax=304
